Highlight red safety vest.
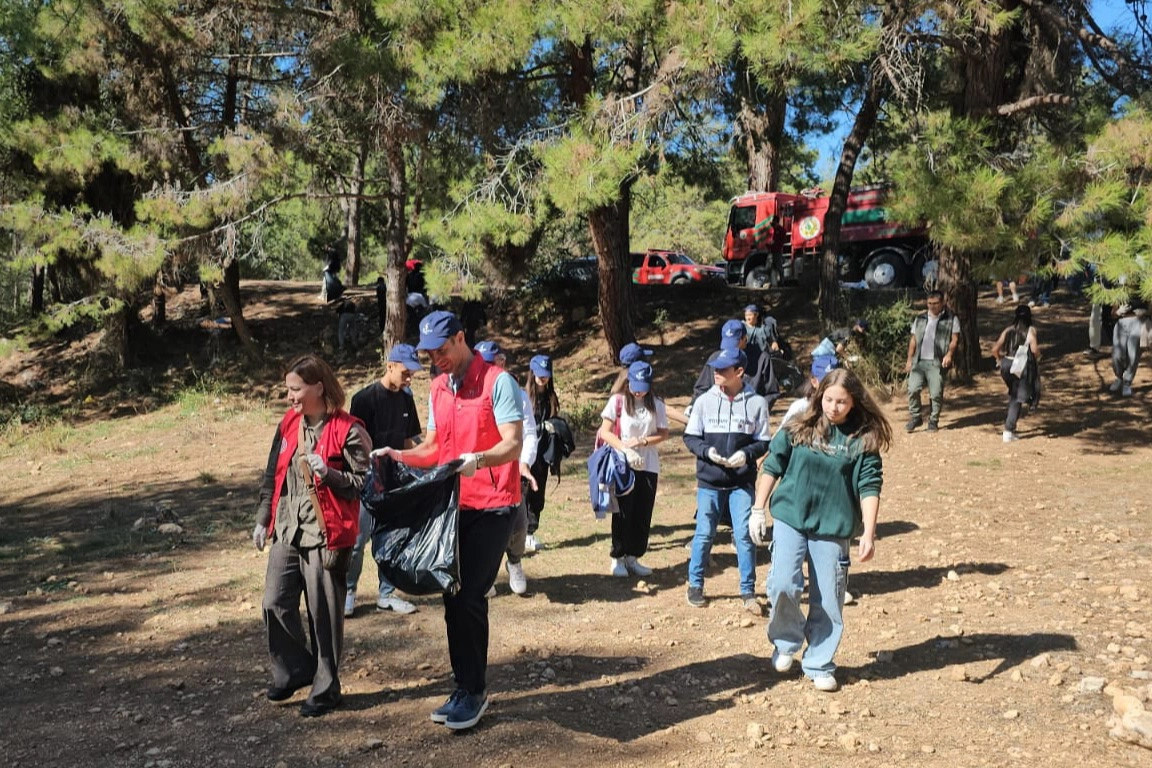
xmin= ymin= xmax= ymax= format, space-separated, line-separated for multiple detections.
xmin=267 ymin=408 xmax=363 ymax=549
xmin=430 ymin=353 xmax=521 ymax=511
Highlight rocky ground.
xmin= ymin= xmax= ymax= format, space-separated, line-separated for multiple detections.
xmin=1 ymin=281 xmax=1150 ymax=768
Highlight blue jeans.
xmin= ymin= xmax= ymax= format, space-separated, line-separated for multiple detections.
xmin=347 ymin=504 xmax=397 ymax=600
xmin=767 ymin=520 xmax=850 ymax=678
xmin=688 ymin=486 xmax=756 ymax=596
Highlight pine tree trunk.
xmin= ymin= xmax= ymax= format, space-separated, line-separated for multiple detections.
xmin=937 ymin=246 xmax=979 ymax=378
xmin=343 ymin=142 xmax=367 ymax=287
xmin=737 ymin=80 xmax=787 ymax=193
xmin=588 ymin=183 xmax=635 ymax=361
xmin=382 ymin=132 xmax=409 ymax=351
xmin=818 ymin=70 xmax=883 ymax=327
xmin=215 ymin=257 xmax=259 ymax=359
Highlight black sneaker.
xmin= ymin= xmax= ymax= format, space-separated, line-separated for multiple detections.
xmin=686 ymin=586 xmax=706 ymax=608
xmin=299 ymin=694 xmax=342 ymax=718
xmin=926 ymin=420 xmax=939 ymax=432
xmin=905 ymin=417 xmax=922 ymax=433
xmin=430 ymin=688 xmax=468 ymax=724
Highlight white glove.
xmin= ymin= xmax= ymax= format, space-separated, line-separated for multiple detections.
xmin=458 ymin=453 xmax=480 ymax=477
xmin=252 ymin=524 xmax=268 ymax=551
xmin=707 ymin=447 xmax=728 ymax=466
xmin=543 ymin=421 xmax=556 ymax=433
xmin=623 ymin=448 xmax=645 ymax=470
xmin=749 ymin=508 xmax=767 ymax=546
xmin=726 ymin=451 xmax=748 ymax=469
xmin=304 ymin=453 xmax=327 ymax=479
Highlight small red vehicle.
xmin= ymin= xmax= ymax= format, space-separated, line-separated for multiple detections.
xmin=631 ymin=249 xmax=726 ymax=285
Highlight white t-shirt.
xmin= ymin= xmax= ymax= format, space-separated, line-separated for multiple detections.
xmin=778 ymin=397 xmax=810 ymax=429
xmin=601 ymin=393 xmax=668 ymax=474
xmin=914 ymin=312 xmax=960 ymax=361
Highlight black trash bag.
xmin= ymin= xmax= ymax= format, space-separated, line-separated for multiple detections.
xmin=363 ymin=456 xmax=462 ymax=596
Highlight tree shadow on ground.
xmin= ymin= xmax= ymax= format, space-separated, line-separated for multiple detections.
xmin=850 ymin=561 xmax=1010 ymax=598
xmin=840 ymin=631 xmax=1077 ymax=684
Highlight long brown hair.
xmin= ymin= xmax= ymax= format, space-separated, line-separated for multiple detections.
xmin=284 ymin=353 xmax=345 ymax=412
xmin=526 ymin=370 xmax=560 ymax=421
xmin=787 ymin=368 xmax=891 ymax=454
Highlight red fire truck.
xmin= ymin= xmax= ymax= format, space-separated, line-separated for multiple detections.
xmin=722 ymin=186 xmax=934 ymax=289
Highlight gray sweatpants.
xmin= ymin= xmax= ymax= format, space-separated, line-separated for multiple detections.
xmin=1113 ymin=316 xmax=1144 ymax=385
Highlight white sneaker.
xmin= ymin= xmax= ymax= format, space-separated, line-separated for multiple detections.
xmin=377 ymin=595 xmax=417 ymax=614
xmin=812 ymin=675 xmax=839 ymax=692
xmin=1002 ymin=430 xmax=1018 ymax=443
xmin=624 ymin=556 xmax=653 ymax=577
xmin=524 ymin=534 xmax=539 ymax=553
xmin=609 ymin=558 xmax=629 ymax=577
xmin=1123 ymin=385 xmax=1134 ymax=397
xmin=771 ymin=651 xmax=795 ymax=673
xmin=1011 ymin=292 xmax=1020 ymax=303
xmin=344 ymin=590 xmax=357 ymax=618
xmin=485 ymin=585 xmax=497 ymax=598
xmin=1110 ymin=378 xmax=1124 ymax=393
xmin=996 ymin=296 xmax=1005 ymax=304
xmin=506 ymin=561 xmax=528 ymax=595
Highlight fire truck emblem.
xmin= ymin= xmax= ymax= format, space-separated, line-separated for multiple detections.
xmin=798 ymin=216 xmax=822 ymax=241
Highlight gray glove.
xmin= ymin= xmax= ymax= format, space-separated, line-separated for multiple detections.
xmin=304 ymin=453 xmax=327 ymax=479
xmin=726 ymin=450 xmax=748 ymax=469
xmin=707 ymin=447 xmax=728 ymax=466
xmin=252 ymin=524 xmax=268 ymax=551
xmin=458 ymin=453 xmax=480 ymax=477
xmin=749 ymin=508 xmax=767 ymax=546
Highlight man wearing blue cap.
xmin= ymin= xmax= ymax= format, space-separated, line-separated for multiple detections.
xmin=373 ymin=311 xmax=524 ymax=731
xmin=345 ymin=344 xmax=424 ymax=617
xmin=683 ymin=346 xmax=772 ymax=612
xmin=691 ymin=319 xmax=779 ymax=409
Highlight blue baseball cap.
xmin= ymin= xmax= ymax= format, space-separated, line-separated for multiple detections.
xmin=619 ymin=342 xmax=653 ymax=366
xmin=627 ymin=361 xmax=653 ymax=393
xmin=743 ymin=303 xmax=761 ymax=314
xmin=387 ymin=343 xmax=423 ymax=371
xmin=811 ymin=354 xmax=840 ymax=382
xmin=530 ymin=354 xmax=552 ymax=377
xmin=474 ymin=340 xmax=502 ymax=363
xmin=708 ymin=347 xmax=747 ymax=370
xmin=416 ymin=310 xmax=464 ymax=350
xmin=720 ymin=319 xmax=746 ymax=348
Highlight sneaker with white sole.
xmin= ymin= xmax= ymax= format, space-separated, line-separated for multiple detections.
xmin=1002 ymin=430 xmax=1018 ymax=443
xmin=430 ymin=688 xmax=468 ymax=724
xmin=377 ymin=595 xmax=417 ymax=614
xmin=609 ymin=557 xmax=629 ymax=577
xmin=812 ymin=674 xmax=839 ymax=692
xmin=343 ymin=590 xmax=356 ymax=618
xmin=524 ymin=534 xmax=539 ymax=553
xmin=686 ymin=586 xmax=706 ymax=608
xmin=741 ymin=594 xmax=763 ymax=615
xmin=444 ymin=690 xmax=488 ymax=730
xmin=506 ymin=561 xmax=528 ymax=595
xmin=624 ymin=556 xmax=653 ymax=577
xmin=771 ymin=650 xmax=795 ymax=673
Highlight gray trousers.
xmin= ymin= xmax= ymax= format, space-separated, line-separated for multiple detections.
xmin=1113 ymin=316 xmax=1143 ymax=385
xmin=504 ymin=489 xmax=530 ymax=565
xmin=907 ymin=360 xmax=945 ymax=422
xmin=263 ymin=539 xmax=349 ymax=706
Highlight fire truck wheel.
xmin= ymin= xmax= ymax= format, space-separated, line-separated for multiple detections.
xmin=864 ymin=249 xmax=909 ymax=289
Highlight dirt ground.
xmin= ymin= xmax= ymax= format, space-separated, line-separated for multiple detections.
xmin=2 ymin=281 xmax=1151 ymax=768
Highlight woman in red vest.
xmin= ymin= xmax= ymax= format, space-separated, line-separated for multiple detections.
xmin=252 ymin=354 xmax=369 ymax=717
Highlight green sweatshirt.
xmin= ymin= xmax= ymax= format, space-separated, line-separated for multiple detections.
xmin=760 ymin=422 xmax=883 ymax=538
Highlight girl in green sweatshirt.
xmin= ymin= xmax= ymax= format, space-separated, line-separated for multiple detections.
xmin=751 ymin=367 xmax=892 ymax=691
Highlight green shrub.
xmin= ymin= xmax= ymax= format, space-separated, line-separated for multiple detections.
xmin=851 ymin=293 xmax=917 ymax=393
